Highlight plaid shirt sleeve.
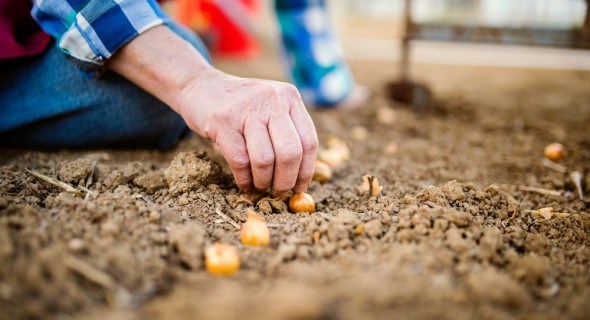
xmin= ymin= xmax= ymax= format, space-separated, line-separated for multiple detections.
xmin=31 ymin=0 xmax=170 ymax=73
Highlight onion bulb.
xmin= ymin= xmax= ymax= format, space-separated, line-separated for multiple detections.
xmin=288 ymin=192 xmax=315 ymax=213
xmin=544 ymin=143 xmax=565 ymax=162
xmin=205 ymin=243 xmax=240 ymax=276
xmin=313 ymin=160 xmax=332 ymax=183
xmin=240 ymin=209 xmax=270 ymax=247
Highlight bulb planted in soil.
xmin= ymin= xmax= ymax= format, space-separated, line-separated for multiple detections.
xmin=318 ymin=148 xmax=346 ymax=169
xmin=288 ymin=192 xmax=315 ymax=213
xmin=205 ymin=243 xmax=240 ymax=276
xmin=544 ymin=143 xmax=565 ymax=162
xmin=313 ymin=160 xmax=332 ymax=183
xmin=360 ymin=175 xmax=383 ymax=197
xmin=350 ymin=126 xmax=369 ymax=141
xmin=241 ymin=209 xmax=270 ymax=247
xmin=326 ymin=136 xmax=351 ymax=160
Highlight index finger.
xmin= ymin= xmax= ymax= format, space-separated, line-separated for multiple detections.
xmin=289 ymin=99 xmax=319 ymax=193
xmin=215 ymin=130 xmax=254 ymax=192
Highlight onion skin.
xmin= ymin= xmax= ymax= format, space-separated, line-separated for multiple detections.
xmin=288 ymin=192 xmax=315 ymax=213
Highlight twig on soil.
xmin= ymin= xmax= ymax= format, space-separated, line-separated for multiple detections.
xmin=133 ymin=194 xmax=154 ymax=205
xmin=267 ymin=223 xmax=285 ymax=228
xmin=524 ymin=207 xmax=572 ymax=220
xmin=423 ymin=201 xmax=438 ymax=208
xmin=63 ymin=255 xmax=116 ymax=289
xmin=78 ymin=186 xmax=95 ymax=200
xmin=318 ymin=212 xmax=332 ymax=221
xmin=78 ymin=186 xmax=94 ymax=194
xmin=214 ymin=208 xmax=241 ymax=229
xmin=541 ymin=158 xmax=567 ymax=174
xmin=25 ymin=169 xmax=85 ymax=197
xmin=569 ymin=171 xmax=584 ymax=200
xmin=86 ymin=159 xmax=97 ymax=188
xmin=517 ymin=186 xmax=562 ymax=197
xmin=506 ymin=210 xmax=518 ymax=222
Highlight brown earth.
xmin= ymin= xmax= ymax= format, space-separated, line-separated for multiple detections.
xmin=1 ymin=59 xmax=589 ymax=320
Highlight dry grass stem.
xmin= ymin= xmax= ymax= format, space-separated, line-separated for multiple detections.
xmin=26 ymin=169 xmax=85 ymax=196
xmin=569 ymin=171 xmax=584 ymax=200
xmin=517 ymin=186 xmax=562 ymax=197
xmin=541 ymin=158 xmax=567 ymax=174
xmin=78 ymin=186 xmax=94 ymax=194
xmin=267 ymin=223 xmax=284 ymax=228
xmin=215 ymin=208 xmax=241 ymax=229
xmin=63 ymin=255 xmax=116 ymax=289
xmin=86 ymin=159 xmax=97 ymax=188
xmin=133 ymin=194 xmax=154 ymax=205
xmin=525 ymin=207 xmax=572 ymax=220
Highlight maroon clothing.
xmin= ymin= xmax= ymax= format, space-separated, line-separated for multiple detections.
xmin=0 ymin=0 xmax=51 ymax=60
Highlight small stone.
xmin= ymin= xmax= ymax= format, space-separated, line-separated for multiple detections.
xmin=68 ymin=238 xmax=85 ymax=252
xmin=165 ymin=151 xmax=222 ymax=195
xmin=178 ymin=196 xmax=189 ymax=206
xmin=364 ymin=219 xmax=383 ymax=238
xmin=148 ymin=210 xmax=161 ymax=223
xmin=101 ymin=221 xmax=120 ymax=236
xmin=134 ymin=169 xmax=168 ymax=193
xmin=58 ymin=159 xmax=92 ymax=184
xmin=168 ymin=223 xmax=206 ymax=269
xmin=445 ymin=210 xmax=472 ymax=227
xmin=277 ymin=244 xmax=297 ymax=261
xmin=478 ymin=227 xmax=503 ymax=260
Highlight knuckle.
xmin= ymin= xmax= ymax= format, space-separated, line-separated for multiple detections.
xmin=253 ymin=152 xmax=275 ymax=170
xmin=230 ymin=154 xmax=251 ymax=170
xmin=301 ymin=134 xmax=319 ymax=153
xmin=281 ymin=83 xmax=302 ymax=99
xmin=277 ymin=144 xmax=303 ymax=165
xmin=258 ymin=83 xmax=279 ymax=98
xmin=279 ymin=82 xmax=297 ymax=92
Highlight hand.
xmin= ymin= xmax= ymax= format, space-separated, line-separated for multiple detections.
xmin=177 ymin=70 xmax=319 ymax=196
xmin=108 ymin=26 xmax=318 ymax=195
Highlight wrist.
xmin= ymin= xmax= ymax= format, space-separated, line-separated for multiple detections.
xmin=108 ymin=25 xmax=216 ymax=115
xmin=174 ymin=68 xmax=230 ymax=138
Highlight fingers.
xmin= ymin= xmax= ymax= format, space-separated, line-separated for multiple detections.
xmin=268 ymin=110 xmax=303 ymax=196
xmin=244 ymin=119 xmax=275 ymax=191
xmin=289 ymin=100 xmax=319 ymax=193
xmin=215 ymin=130 xmax=253 ymax=192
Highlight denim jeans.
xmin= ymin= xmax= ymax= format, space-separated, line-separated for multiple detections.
xmin=275 ymin=0 xmax=353 ymax=107
xmin=0 ymin=22 xmax=209 ymax=150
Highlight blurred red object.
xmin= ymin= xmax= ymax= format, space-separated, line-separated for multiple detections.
xmin=175 ymin=0 xmax=259 ymax=58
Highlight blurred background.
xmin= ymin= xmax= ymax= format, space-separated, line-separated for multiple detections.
xmin=162 ymin=0 xmax=590 ymax=71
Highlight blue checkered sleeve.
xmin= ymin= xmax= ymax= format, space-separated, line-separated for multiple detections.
xmin=32 ymin=0 xmax=170 ymax=72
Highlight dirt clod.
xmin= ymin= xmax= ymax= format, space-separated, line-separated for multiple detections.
xmin=58 ymin=158 xmax=92 ymax=184
xmin=134 ymin=169 xmax=168 ymax=193
xmin=165 ymin=151 xmax=222 ymax=195
xmin=168 ymin=223 xmax=206 ymax=269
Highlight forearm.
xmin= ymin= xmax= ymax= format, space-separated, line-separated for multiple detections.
xmin=108 ymin=25 xmax=218 ymax=116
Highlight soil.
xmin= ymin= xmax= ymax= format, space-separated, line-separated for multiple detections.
xmin=1 ymin=59 xmax=589 ymax=320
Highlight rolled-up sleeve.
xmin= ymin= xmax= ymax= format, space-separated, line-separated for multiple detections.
xmin=32 ymin=0 xmax=169 ymax=72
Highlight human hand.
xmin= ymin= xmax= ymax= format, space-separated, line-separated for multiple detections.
xmin=107 ymin=26 xmax=317 ymax=195
xmin=177 ymin=70 xmax=319 ymax=196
